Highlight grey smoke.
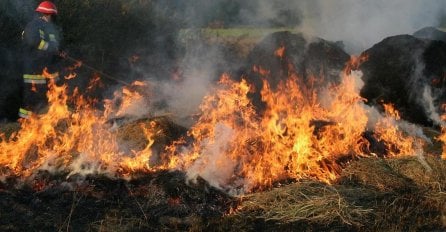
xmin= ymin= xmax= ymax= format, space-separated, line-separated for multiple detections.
xmin=296 ymin=0 xmax=446 ymax=54
xmin=175 ymin=0 xmax=446 ymax=54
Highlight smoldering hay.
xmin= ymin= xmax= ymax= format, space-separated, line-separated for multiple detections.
xmin=358 ymin=34 xmax=446 ymax=126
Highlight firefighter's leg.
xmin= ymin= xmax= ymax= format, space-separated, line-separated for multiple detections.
xmin=19 ymin=75 xmax=48 ymax=118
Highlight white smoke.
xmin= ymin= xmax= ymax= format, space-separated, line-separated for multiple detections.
xmin=422 ymin=86 xmax=444 ymax=126
xmin=185 ymin=123 xmax=238 ymax=190
xmin=147 ymin=40 xmax=227 ymax=127
xmin=296 ymin=0 xmax=446 ymax=54
xmin=198 ymin=0 xmax=446 ymax=53
xmin=156 ymin=67 xmax=215 ymax=127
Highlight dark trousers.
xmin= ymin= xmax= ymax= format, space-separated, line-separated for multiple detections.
xmin=21 ymin=82 xmax=48 ymax=116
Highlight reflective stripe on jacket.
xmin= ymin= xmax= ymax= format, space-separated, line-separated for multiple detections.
xmin=18 ymin=108 xmax=33 ymax=119
xmin=23 ymin=74 xmax=46 ymax=84
xmin=22 ymin=16 xmax=62 ymax=77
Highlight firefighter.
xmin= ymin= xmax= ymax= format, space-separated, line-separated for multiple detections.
xmin=19 ymin=1 xmax=63 ymax=119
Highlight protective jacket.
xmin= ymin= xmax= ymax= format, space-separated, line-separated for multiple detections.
xmin=20 ymin=16 xmax=62 ymax=118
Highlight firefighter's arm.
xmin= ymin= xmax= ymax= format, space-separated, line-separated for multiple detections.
xmin=23 ymin=23 xmax=59 ymax=53
xmin=22 ymin=23 xmax=41 ymax=49
xmin=38 ymin=32 xmax=59 ymax=53
xmin=46 ymin=39 xmax=60 ymax=53
xmin=45 ymin=26 xmax=61 ymax=54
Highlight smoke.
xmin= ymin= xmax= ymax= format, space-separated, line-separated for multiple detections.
xmin=145 ymin=0 xmax=446 ymax=125
xmin=401 ymin=43 xmax=445 ymax=128
xmin=142 ymin=34 xmax=232 ymax=127
xmin=171 ymin=0 xmax=446 ymax=54
xmin=296 ymin=0 xmax=446 ymax=54
xmin=185 ymin=123 xmax=238 ymax=191
xmin=422 ymin=86 xmax=444 ymax=126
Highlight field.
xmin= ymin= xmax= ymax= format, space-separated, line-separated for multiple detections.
xmin=178 ymin=27 xmax=299 ymax=58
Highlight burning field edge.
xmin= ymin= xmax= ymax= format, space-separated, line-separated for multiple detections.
xmin=1 ymin=120 xmax=445 ymax=231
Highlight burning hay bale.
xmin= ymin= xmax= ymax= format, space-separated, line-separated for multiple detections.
xmin=241 ymin=31 xmax=350 ymax=111
xmin=245 ymin=31 xmax=350 ymax=87
xmin=1 ymin=94 xmax=446 ymax=231
xmin=359 ymin=34 xmax=446 ymax=126
xmin=115 ymin=116 xmax=187 ymax=155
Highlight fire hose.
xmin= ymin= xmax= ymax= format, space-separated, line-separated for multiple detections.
xmin=61 ymin=52 xmax=131 ymax=86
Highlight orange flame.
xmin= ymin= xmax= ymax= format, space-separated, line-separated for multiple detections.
xmin=104 ymin=80 xmax=150 ymax=118
xmin=374 ymin=103 xmax=423 ymax=157
xmin=63 ymin=60 xmax=82 ymax=80
xmin=252 ymin=65 xmax=270 ymax=77
xmin=87 ymin=73 xmax=103 ymax=91
xmin=64 ymin=73 xmax=77 ymax=80
xmin=344 ymin=53 xmax=369 ymax=75
xmin=167 ymin=69 xmax=427 ymax=193
xmin=0 ymin=79 xmax=159 ymax=179
xmin=42 ymin=67 xmax=59 ymax=80
xmin=437 ymin=103 xmax=446 ymax=159
xmin=438 ymin=127 xmax=446 ymax=159
xmin=274 ymin=45 xmax=285 ymax=59
xmin=0 ymin=53 xmax=433 ymax=195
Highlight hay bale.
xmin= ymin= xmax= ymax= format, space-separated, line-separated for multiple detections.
xmin=241 ymin=31 xmax=350 ymax=112
xmin=359 ymin=34 xmax=446 ymax=125
xmin=115 ymin=116 xmax=187 ymax=153
xmin=413 ymin=27 xmax=446 ymax=42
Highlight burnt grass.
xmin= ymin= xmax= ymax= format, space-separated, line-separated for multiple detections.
xmin=0 ymin=171 xmax=236 ymax=231
xmin=1 ymin=155 xmax=446 ymax=231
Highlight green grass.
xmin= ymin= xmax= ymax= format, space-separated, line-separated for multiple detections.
xmin=203 ymin=27 xmax=298 ymax=38
xmin=178 ymin=27 xmax=299 ymax=42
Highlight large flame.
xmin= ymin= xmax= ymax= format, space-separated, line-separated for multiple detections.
xmin=0 ymin=79 xmax=158 ymax=179
xmin=168 ymin=57 xmax=428 ymax=193
xmin=172 ymin=70 xmax=370 ymax=192
xmin=0 ymin=53 xmax=433 ymax=194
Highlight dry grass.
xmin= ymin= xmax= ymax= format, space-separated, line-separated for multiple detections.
xmin=213 ymin=155 xmax=446 ymax=231
xmin=236 ymin=181 xmax=373 ymax=227
xmin=89 ymin=214 xmax=151 ymax=232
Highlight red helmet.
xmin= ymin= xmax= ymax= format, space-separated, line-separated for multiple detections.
xmin=35 ymin=1 xmax=58 ymax=15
